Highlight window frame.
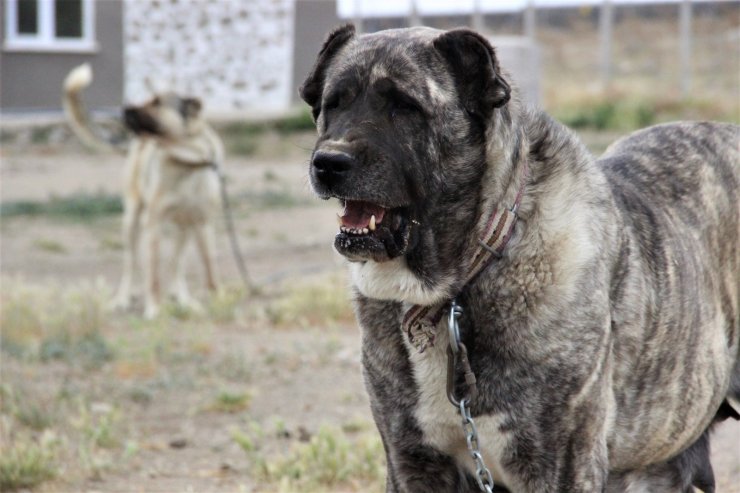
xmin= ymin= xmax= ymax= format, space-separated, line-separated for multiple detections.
xmin=4 ymin=0 xmax=97 ymax=53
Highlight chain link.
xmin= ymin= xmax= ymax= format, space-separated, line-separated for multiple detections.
xmin=460 ymin=398 xmax=495 ymax=493
xmin=447 ymin=300 xmax=495 ymax=493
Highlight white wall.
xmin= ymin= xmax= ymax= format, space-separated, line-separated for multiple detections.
xmin=124 ymin=0 xmax=295 ymax=116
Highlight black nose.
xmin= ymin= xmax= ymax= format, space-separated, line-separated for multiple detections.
xmin=311 ymin=150 xmax=355 ymax=185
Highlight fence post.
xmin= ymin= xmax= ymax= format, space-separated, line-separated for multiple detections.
xmin=599 ymin=0 xmax=614 ymax=91
xmin=679 ymin=0 xmax=692 ymax=97
xmin=472 ymin=0 xmax=484 ymax=32
xmin=353 ymin=0 xmax=363 ymax=34
xmin=410 ymin=0 xmax=421 ymax=27
xmin=524 ymin=0 xmax=536 ymax=40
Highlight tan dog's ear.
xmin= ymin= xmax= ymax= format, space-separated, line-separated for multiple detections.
xmin=299 ymin=24 xmax=355 ymax=121
xmin=434 ymin=29 xmax=510 ymax=120
xmin=180 ymin=97 xmax=202 ymax=118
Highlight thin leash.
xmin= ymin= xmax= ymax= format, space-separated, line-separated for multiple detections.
xmin=210 ymin=161 xmax=255 ymax=294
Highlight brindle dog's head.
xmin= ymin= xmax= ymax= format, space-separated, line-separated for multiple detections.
xmin=301 ymin=25 xmax=511 ymax=299
xmin=123 ymin=92 xmax=204 ymax=140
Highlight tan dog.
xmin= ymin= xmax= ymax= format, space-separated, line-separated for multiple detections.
xmin=64 ymin=64 xmax=224 ymax=318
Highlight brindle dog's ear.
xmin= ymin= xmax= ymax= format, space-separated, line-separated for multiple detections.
xmin=433 ymin=29 xmax=511 ymax=120
xmin=299 ymin=24 xmax=355 ymax=121
xmin=181 ymin=97 xmax=202 ymax=118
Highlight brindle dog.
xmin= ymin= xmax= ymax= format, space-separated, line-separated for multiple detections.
xmin=300 ymin=25 xmax=739 ymax=493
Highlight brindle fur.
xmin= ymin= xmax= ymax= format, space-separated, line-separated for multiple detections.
xmin=301 ymin=25 xmax=739 ymax=492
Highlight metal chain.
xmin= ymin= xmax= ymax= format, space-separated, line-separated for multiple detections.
xmin=460 ymin=398 xmax=495 ymax=493
xmin=447 ymin=300 xmax=495 ymax=493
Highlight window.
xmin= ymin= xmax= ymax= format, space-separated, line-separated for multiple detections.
xmin=4 ymin=0 xmax=96 ymax=52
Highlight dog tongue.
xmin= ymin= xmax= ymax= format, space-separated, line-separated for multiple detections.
xmin=341 ymin=200 xmax=386 ymax=229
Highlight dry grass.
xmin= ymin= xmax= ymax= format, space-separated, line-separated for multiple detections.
xmin=266 ymin=273 xmax=355 ymax=329
xmin=0 ymin=276 xmax=369 ymax=491
xmin=235 ymin=423 xmax=385 ymax=493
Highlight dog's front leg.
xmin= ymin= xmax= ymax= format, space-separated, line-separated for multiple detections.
xmin=143 ymin=211 xmax=161 ymax=319
xmin=193 ymin=223 xmax=217 ymax=292
xmin=168 ymin=227 xmax=201 ymax=313
xmin=361 ymin=313 xmax=479 ymax=492
xmin=369 ymin=408 xmax=479 ymax=493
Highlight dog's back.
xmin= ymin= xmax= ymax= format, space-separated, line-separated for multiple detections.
xmin=599 ymin=122 xmax=738 ymax=335
xmin=596 ymin=122 xmax=739 ymax=468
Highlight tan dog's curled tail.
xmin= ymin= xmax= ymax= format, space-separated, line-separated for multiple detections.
xmin=63 ymin=63 xmax=121 ymax=153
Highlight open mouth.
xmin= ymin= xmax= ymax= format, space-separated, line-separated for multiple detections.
xmin=334 ymin=199 xmax=413 ymax=262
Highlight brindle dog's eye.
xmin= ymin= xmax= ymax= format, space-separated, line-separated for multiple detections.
xmin=389 ymin=92 xmax=421 ymax=118
xmin=152 ymin=96 xmax=161 ymax=106
xmin=324 ymin=93 xmax=341 ymax=113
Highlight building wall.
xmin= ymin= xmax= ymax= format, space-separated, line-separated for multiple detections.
xmin=0 ymin=0 xmax=124 ymax=113
xmin=124 ymin=0 xmax=295 ymax=116
xmin=292 ymin=0 xmax=340 ymax=104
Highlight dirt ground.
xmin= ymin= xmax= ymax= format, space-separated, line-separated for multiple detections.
xmin=1 ymin=133 xmax=739 ymax=492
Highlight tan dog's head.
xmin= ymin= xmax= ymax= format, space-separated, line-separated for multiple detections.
xmin=123 ymin=92 xmax=204 ymax=139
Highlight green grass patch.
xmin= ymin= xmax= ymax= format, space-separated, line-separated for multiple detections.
xmin=0 ymin=192 xmax=122 ymax=220
xmin=0 ymin=441 xmax=56 ymax=491
xmin=217 ymin=109 xmax=315 ymax=157
xmin=272 ymin=109 xmax=315 ymax=134
xmin=32 ymin=238 xmax=67 ymax=254
xmin=208 ymin=390 xmax=252 ymax=413
xmin=554 ymin=97 xmax=739 ymax=131
xmin=77 ymin=404 xmax=120 ymax=449
xmin=1 ymin=280 xmax=113 ymax=369
xmin=207 ymin=285 xmax=247 ymax=323
xmin=267 ymin=275 xmax=355 ymax=329
xmin=237 ymin=426 xmax=385 ymax=492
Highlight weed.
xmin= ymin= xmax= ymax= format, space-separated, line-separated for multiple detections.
xmin=267 ymin=275 xmax=355 ymax=329
xmin=74 ymin=402 xmax=120 ymax=449
xmin=0 ymin=440 xmax=56 ymax=491
xmin=207 ymin=285 xmax=246 ymax=323
xmin=99 ymin=235 xmax=124 ymax=251
xmin=215 ymin=352 xmax=253 ymax=382
xmin=340 ymin=418 xmax=372 ymax=435
xmin=260 ymin=425 xmax=385 ymax=491
xmin=233 ymin=429 xmax=257 ymax=454
xmin=227 ymin=136 xmax=259 ymax=156
xmin=1 ymin=279 xmax=113 ymax=369
xmin=15 ymin=403 xmax=54 ymax=432
xmin=32 ymin=238 xmax=67 ymax=254
xmin=30 ymin=126 xmax=52 ymax=144
xmin=209 ymin=390 xmax=252 ymax=413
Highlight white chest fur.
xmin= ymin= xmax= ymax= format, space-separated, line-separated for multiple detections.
xmin=349 ymin=257 xmax=452 ymax=306
xmin=401 ymin=314 xmax=515 ymax=489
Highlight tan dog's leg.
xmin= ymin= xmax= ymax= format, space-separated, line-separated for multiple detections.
xmin=193 ymin=224 xmax=217 ymax=292
xmin=143 ymin=210 xmax=162 ymax=319
xmin=168 ymin=227 xmax=202 ymax=312
xmin=110 ymin=198 xmax=143 ymax=310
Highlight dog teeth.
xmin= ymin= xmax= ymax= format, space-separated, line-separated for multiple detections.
xmin=369 ymin=215 xmax=376 ymax=231
xmin=339 ymin=225 xmax=372 ymax=236
xmin=336 ymin=214 xmax=343 ymax=226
